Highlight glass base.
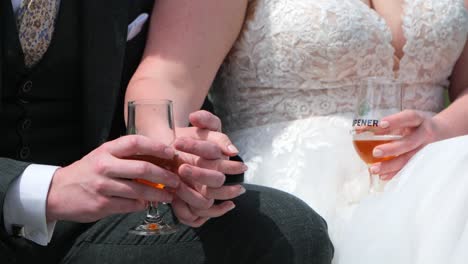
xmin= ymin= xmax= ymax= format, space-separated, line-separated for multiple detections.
xmin=129 ymin=221 xmax=178 ymax=236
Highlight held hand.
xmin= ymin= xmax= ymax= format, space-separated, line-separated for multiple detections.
xmin=171 ymin=110 xmax=248 ymax=227
xmin=176 ymin=110 xmax=240 ymax=156
xmin=46 ymin=135 xmax=180 ymax=223
xmin=172 ymin=183 xmax=245 ymax=227
xmin=175 ymin=110 xmax=247 ymax=182
xmin=370 ymin=110 xmax=444 ymax=180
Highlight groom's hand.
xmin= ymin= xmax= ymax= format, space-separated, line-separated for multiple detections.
xmin=46 ymin=135 xmax=180 ymax=223
xmin=171 ymin=110 xmax=247 ymax=227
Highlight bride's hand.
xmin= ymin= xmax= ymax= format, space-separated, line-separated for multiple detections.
xmin=369 ymin=109 xmax=446 ymax=180
xmin=170 ymin=111 xmax=248 ymax=227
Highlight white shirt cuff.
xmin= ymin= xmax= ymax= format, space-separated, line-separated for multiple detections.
xmin=3 ymin=164 xmax=59 ymax=246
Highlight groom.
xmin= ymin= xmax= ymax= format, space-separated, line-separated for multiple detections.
xmin=0 ymin=0 xmax=333 ymax=263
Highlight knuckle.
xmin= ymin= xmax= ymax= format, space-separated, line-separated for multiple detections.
xmin=223 ymin=162 xmax=237 ymax=174
xmin=180 ymin=138 xmax=196 ymax=151
xmin=135 ymin=162 xmax=151 ymax=177
xmin=94 ymin=157 xmax=111 ymax=175
xmin=93 ymin=178 xmax=108 ymax=193
xmin=93 ymin=196 xmax=110 ymax=213
xmin=195 ymin=158 xmax=209 ymax=169
xmin=153 ymin=142 xmax=167 ymax=153
xmin=199 ymin=198 xmax=215 ymax=210
xmin=212 ymin=161 xmax=223 ymax=173
xmin=215 ymin=132 xmax=230 ymax=144
xmin=100 ymin=141 xmax=111 ymax=151
xmin=228 ymin=186 xmax=241 ymax=197
xmin=409 ymin=110 xmax=422 ymax=121
xmin=214 ymin=174 xmax=226 ymax=187
xmin=187 ymin=140 xmax=198 ymax=151
xmin=126 ymin=136 xmax=141 ymax=150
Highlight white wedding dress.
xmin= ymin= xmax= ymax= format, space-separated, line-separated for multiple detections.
xmin=210 ymin=0 xmax=468 ymax=263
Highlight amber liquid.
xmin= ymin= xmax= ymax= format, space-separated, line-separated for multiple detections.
xmin=127 ymin=155 xmax=179 ymax=189
xmin=352 ymin=135 xmax=402 ymax=164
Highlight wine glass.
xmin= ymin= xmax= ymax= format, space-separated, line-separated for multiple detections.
xmin=127 ymin=99 xmax=179 ymax=235
xmin=351 ymin=78 xmax=403 ymax=193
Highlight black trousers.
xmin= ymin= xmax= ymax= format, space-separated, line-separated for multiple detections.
xmin=10 ymin=185 xmax=334 ymax=264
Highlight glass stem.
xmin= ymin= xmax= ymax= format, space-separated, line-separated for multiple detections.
xmin=145 ymin=202 xmax=163 ymax=223
xmin=368 ymin=168 xmax=384 ymax=193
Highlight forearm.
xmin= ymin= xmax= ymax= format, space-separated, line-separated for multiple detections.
xmin=125 ymin=0 xmax=247 ymax=127
xmin=126 ymin=69 xmax=206 ymax=127
xmin=432 ymin=88 xmax=468 ymax=140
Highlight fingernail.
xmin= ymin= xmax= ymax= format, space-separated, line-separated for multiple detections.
xmin=175 ymin=138 xmax=186 ymax=148
xmin=227 ymin=144 xmax=239 ymax=154
xmin=242 ymin=164 xmax=249 ymax=171
xmin=379 ymin=121 xmax=390 ymax=128
xmin=239 ymin=186 xmax=246 ymax=195
xmin=168 ymin=175 xmax=180 ymax=188
xmin=370 ymin=165 xmax=380 ymax=174
xmin=228 ymin=203 xmax=236 ymax=211
xmin=164 ymin=147 xmax=174 ymax=157
xmin=183 ymin=166 xmax=193 ymax=177
xmin=373 ymin=148 xmax=383 ymax=158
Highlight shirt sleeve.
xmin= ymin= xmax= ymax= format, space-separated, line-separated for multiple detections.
xmin=3 ymin=164 xmax=59 ymax=246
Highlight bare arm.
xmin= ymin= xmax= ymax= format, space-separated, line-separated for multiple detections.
xmin=374 ymin=31 xmax=468 ymax=179
xmin=433 ymin=31 xmax=468 ymax=139
xmin=125 ymin=0 xmax=248 ymax=126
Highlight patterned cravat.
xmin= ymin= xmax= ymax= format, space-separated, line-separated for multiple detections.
xmin=16 ymin=0 xmax=59 ymax=67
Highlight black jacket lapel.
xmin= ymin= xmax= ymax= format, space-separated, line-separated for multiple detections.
xmin=81 ymin=0 xmax=129 ymax=151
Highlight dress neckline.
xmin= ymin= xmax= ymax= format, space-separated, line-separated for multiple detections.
xmin=357 ymin=0 xmax=410 ymax=78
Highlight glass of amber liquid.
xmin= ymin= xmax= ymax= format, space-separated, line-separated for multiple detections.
xmin=127 ymin=99 xmax=179 ymax=235
xmin=351 ymin=78 xmax=402 ymax=193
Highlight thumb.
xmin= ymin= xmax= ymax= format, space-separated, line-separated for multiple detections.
xmin=189 ymin=110 xmax=222 ymax=132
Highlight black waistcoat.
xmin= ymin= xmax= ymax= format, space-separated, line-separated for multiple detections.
xmin=1 ymin=0 xmax=83 ymax=166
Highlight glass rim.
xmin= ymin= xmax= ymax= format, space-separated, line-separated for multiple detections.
xmin=128 ymin=99 xmax=173 ymax=106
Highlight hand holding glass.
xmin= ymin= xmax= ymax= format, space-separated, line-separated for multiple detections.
xmin=351 ymin=78 xmax=402 ymax=193
xmin=127 ymin=99 xmax=179 ymax=235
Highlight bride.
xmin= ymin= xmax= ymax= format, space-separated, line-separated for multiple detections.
xmin=209 ymin=0 xmax=468 ymax=262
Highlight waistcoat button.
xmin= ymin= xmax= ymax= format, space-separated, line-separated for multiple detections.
xmin=22 ymin=81 xmax=33 ymax=93
xmin=19 ymin=146 xmax=30 ymax=160
xmin=21 ymin=118 xmax=32 ymax=131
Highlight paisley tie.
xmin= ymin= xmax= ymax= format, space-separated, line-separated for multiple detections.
xmin=16 ymin=0 xmax=59 ymax=67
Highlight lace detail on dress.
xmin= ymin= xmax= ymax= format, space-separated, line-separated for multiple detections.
xmin=211 ymin=0 xmax=468 ymax=132
xmin=399 ymin=0 xmax=468 ymax=83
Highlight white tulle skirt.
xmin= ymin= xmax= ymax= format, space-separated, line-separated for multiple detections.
xmin=229 ymin=115 xmax=369 ymax=249
xmin=229 ymin=114 xmax=468 ymax=263
xmin=337 ymin=135 xmax=468 ymax=264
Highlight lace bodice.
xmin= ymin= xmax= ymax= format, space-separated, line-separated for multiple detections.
xmin=211 ymin=0 xmax=468 ymax=132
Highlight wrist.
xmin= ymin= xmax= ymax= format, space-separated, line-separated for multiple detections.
xmin=431 ymin=114 xmax=453 ymax=142
xmin=46 ymin=167 xmax=65 ymax=222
